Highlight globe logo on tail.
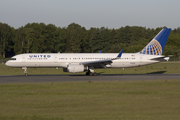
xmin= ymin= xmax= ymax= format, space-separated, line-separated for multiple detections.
xmin=140 ymin=39 xmax=162 ymax=55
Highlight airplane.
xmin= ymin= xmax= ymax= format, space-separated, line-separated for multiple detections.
xmin=5 ymin=28 xmax=171 ymax=76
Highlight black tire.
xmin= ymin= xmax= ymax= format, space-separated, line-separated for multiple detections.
xmin=86 ymin=72 xmax=89 ymax=76
xmin=89 ymin=72 xmax=93 ymax=76
xmin=93 ymin=73 xmax=97 ymax=76
xmin=25 ymin=73 xmax=28 ymax=76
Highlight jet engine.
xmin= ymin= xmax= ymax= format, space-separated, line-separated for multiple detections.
xmin=63 ymin=64 xmax=85 ymax=73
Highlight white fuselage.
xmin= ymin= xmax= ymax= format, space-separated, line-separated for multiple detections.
xmin=5 ymin=53 xmax=165 ymax=68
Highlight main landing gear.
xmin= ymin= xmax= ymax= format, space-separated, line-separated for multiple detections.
xmin=86 ymin=67 xmax=97 ymax=76
xmin=86 ymin=71 xmax=97 ymax=76
xmin=22 ymin=67 xmax=28 ymax=76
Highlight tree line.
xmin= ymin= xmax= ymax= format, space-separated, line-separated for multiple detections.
xmin=0 ymin=22 xmax=180 ymax=59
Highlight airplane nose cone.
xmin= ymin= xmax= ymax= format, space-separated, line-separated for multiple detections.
xmin=5 ymin=61 xmax=10 ymax=66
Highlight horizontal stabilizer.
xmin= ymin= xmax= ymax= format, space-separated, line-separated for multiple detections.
xmin=150 ymin=56 xmax=171 ymax=61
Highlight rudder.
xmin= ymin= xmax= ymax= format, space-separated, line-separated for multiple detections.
xmin=139 ymin=28 xmax=171 ymax=55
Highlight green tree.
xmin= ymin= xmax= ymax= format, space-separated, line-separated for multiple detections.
xmin=0 ymin=23 xmax=14 ymax=58
xmin=14 ymin=27 xmax=25 ymax=54
xmin=24 ymin=23 xmax=46 ymax=53
xmin=82 ymin=28 xmax=96 ymax=53
xmin=89 ymin=28 xmax=101 ymax=53
xmin=53 ymin=27 xmax=66 ymax=53
xmin=66 ymin=23 xmax=86 ymax=53
xmin=43 ymin=24 xmax=57 ymax=53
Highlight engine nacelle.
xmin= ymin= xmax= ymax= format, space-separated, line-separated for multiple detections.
xmin=65 ymin=64 xmax=85 ymax=73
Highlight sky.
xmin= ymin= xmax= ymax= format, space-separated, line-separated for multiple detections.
xmin=0 ymin=0 xmax=180 ymax=29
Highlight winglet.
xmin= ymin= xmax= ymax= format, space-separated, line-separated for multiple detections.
xmin=99 ymin=50 xmax=102 ymax=53
xmin=112 ymin=49 xmax=123 ymax=60
xmin=117 ymin=49 xmax=123 ymax=58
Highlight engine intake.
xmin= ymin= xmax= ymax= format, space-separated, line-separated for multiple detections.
xmin=64 ymin=64 xmax=85 ymax=73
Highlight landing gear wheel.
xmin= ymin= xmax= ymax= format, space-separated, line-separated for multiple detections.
xmin=22 ymin=67 xmax=28 ymax=76
xmin=25 ymin=73 xmax=28 ymax=76
xmin=93 ymin=72 xmax=97 ymax=76
xmin=85 ymin=68 xmax=97 ymax=76
xmin=86 ymin=72 xmax=89 ymax=76
xmin=85 ymin=72 xmax=97 ymax=76
xmin=89 ymin=72 xmax=93 ymax=76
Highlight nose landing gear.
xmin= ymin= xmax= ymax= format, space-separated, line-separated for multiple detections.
xmin=22 ymin=67 xmax=28 ymax=76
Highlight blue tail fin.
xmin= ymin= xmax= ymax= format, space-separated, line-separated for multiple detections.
xmin=139 ymin=28 xmax=171 ymax=55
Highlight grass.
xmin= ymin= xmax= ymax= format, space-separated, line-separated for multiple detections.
xmin=0 ymin=62 xmax=180 ymax=75
xmin=0 ymin=80 xmax=180 ymax=120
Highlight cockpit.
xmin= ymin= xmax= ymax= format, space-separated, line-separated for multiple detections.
xmin=9 ymin=58 xmax=16 ymax=60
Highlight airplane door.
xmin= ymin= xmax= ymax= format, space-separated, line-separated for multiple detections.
xmin=140 ymin=55 xmax=143 ymax=62
xmin=54 ymin=56 xmax=58 ymax=63
xmin=22 ymin=57 xmax=26 ymax=62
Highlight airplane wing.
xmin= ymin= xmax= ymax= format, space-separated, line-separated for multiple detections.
xmin=81 ymin=59 xmax=112 ymax=67
xmin=81 ymin=49 xmax=123 ymax=67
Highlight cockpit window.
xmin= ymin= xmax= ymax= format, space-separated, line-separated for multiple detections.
xmin=10 ymin=58 xmax=16 ymax=60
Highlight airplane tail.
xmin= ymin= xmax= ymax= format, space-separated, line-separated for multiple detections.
xmin=139 ymin=28 xmax=171 ymax=55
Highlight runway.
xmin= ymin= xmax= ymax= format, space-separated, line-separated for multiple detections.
xmin=0 ymin=74 xmax=180 ymax=83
